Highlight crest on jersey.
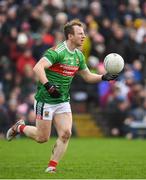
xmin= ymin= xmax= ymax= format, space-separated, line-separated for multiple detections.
xmin=76 ymin=58 xmax=79 ymax=65
xmin=44 ymin=111 xmax=49 ymax=117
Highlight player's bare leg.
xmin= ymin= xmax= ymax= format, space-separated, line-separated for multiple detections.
xmin=7 ymin=119 xmax=52 ymax=143
xmin=51 ymin=113 xmax=72 ymax=161
xmin=22 ymin=119 xmax=52 ymax=143
xmin=45 ymin=112 xmax=72 ymax=173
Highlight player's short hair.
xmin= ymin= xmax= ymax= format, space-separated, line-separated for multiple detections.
xmin=64 ymin=19 xmax=84 ymax=39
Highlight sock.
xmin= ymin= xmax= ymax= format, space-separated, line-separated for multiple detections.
xmin=48 ymin=160 xmax=58 ymax=168
xmin=17 ymin=125 xmax=26 ymax=133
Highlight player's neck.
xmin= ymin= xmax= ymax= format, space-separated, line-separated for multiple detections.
xmin=65 ymin=40 xmax=76 ymax=51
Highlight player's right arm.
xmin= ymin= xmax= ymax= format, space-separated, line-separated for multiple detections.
xmin=33 ymin=57 xmax=51 ymax=84
xmin=33 ymin=54 xmax=60 ymax=98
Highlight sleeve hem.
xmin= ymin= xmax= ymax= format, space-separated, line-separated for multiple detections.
xmin=43 ymin=56 xmax=52 ymax=65
xmin=79 ymin=66 xmax=88 ymax=71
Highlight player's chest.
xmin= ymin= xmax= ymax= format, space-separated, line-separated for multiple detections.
xmin=62 ymin=54 xmax=80 ymax=66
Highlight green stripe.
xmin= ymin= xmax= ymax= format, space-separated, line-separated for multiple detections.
xmin=56 ymin=47 xmax=65 ymax=53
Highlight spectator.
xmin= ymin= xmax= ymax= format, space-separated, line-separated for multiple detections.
xmin=106 ymin=25 xmax=127 ymax=61
xmin=125 ymin=98 xmax=146 ymax=139
xmin=67 ymin=2 xmax=83 ymax=21
xmin=28 ymin=8 xmax=42 ymax=33
xmin=21 ymin=64 xmax=36 ymax=97
xmin=0 ymin=92 xmax=9 ymax=137
xmin=105 ymin=88 xmax=130 ymax=137
xmin=125 ymin=30 xmax=139 ymax=64
xmin=7 ymin=98 xmax=18 ymax=127
xmin=16 ymin=48 xmax=36 ymax=75
xmin=136 ymin=34 xmax=146 ymax=79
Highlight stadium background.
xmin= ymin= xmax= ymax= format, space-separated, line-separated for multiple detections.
xmin=0 ymin=0 xmax=146 ymax=139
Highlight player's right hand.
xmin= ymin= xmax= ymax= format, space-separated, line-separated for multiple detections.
xmin=44 ymin=82 xmax=61 ymax=98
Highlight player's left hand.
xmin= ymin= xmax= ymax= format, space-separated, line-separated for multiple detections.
xmin=102 ymin=73 xmax=119 ymax=81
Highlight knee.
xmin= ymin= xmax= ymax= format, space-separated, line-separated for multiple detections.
xmin=36 ymin=136 xmax=49 ymax=143
xmin=61 ymin=130 xmax=72 ymax=143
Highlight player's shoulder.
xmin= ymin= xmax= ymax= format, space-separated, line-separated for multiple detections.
xmin=44 ymin=42 xmax=65 ymax=59
xmin=50 ymin=42 xmax=66 ymax=54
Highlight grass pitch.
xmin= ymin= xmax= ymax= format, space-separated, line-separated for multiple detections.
xmin=0 ymin=137 xmax=146 ymax=179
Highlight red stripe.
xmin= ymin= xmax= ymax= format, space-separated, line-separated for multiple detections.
xmin=49 ymin=63 xmax=79 ymax=77
xmin=48 ymin=160 xmax=58 ymax=167
xmin=19 ymin=125 xmax=26 ymax=133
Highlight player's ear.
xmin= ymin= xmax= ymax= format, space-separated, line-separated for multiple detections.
xmin=68 ymin=33 xmax=73 ymax=39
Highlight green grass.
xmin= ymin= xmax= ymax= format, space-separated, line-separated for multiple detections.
xmin=0 ymin=138 xmax=146 ymax=179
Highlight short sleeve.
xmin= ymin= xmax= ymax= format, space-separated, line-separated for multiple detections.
xmin=43 ymin=49 xmax=58 ymax=65
xmin=79 ymin=53 xmax=88 ymax=70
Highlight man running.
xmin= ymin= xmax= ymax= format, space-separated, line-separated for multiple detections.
xmin=6 ymin=19 xmax=118 ymax=173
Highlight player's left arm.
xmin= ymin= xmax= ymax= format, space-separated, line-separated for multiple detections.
xmin=78 ymin=68 xmax=119 ymax=83
xmin=78 ymin=68 xmax=102 ymax=83
xmin=78 ymin=52 xmax=118 ymax=83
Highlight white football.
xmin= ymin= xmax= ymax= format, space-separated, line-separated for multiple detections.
xmin=104 ymin=53 xmax=124 ymax=74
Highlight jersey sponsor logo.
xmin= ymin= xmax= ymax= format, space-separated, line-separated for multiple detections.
xmin=49 ymin=63 xmax=79 ymax=76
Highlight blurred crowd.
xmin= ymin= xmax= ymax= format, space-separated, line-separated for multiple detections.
xmin=0 ymin=0 xmax=146 ymax=138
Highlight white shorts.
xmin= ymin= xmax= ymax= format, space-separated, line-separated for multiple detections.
xmin=34 ymin=100 xmax=71 ymax=121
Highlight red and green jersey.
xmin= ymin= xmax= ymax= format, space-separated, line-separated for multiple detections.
xmin=35 ymin=41 xmax=87 ymax=104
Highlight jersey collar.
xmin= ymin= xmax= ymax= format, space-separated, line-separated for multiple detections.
xmin=64 ymin=41 xmax=76 ymax=54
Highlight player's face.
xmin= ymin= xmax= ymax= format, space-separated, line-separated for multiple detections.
xmin=71 ymin=25 xmax=86 ymax=47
